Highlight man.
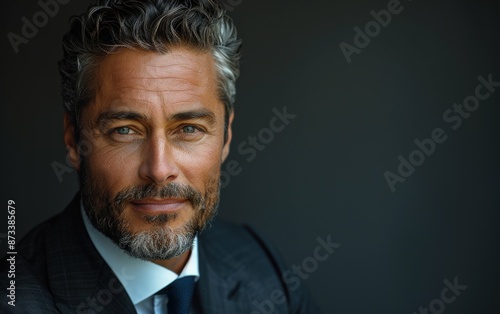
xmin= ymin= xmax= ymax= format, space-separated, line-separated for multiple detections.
xmin=1 ymin=0 xmax=318 ymax=313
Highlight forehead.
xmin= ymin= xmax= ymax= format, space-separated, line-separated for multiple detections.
xmin=92 ymin=47 xmax=220 ymax=113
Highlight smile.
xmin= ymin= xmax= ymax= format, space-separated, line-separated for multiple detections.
xmin=130 ymin=198 xmax=188 ymax=214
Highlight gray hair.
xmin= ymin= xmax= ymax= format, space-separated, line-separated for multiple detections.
xmin=59 ymin=0 xmax=242 ymax=140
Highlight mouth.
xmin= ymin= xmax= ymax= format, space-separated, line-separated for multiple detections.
xmin=130 ymin=198 xmax=188 ymax=214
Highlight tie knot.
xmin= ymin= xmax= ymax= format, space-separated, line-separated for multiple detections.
xmin=159 ymin=276 xmax=196 ymax=314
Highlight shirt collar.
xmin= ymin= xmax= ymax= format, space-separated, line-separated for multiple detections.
xmin=81 ymin=204 xmax=200 ymax=305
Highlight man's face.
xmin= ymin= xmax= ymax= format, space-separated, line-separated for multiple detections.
xmin=65 ymin=47 xmax=232 ymax=261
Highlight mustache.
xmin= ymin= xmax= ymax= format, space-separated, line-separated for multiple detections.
xmin=113 ymin=182 xmax=203 ymax=211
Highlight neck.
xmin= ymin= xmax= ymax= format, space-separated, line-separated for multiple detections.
xmin=152 ymin=249 xmax=192 ymax=274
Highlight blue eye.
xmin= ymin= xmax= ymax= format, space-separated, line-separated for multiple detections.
xmin=115 ymin=127 xmax=132 ymax=135
xmin=182 ymin=126 xmax=197 ymax=134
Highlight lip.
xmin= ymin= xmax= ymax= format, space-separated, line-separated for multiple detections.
xmin=130 ymin=198 xmax=187 ymax=214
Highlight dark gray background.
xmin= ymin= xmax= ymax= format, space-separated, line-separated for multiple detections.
xmin=1 ymin=0 xmax=499 ymax=313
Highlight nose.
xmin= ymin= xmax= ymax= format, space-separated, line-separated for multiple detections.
xmin=138 ymin=133 xmax=179 ymax=184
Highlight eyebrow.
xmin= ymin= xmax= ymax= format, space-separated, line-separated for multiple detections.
xmin=96 ymin=111 xmax=147 ymax=127
xmin=168 ymin=109 xmax=216 ymax=124
xmin=95 ymin=108 xmax=216 ymax=127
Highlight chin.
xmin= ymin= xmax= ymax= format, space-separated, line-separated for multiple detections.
xmin=117 ymin=214 xmax=198 ymax=261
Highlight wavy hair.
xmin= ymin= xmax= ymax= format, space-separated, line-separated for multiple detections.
xmin=59 ymin=0 xmax=242 ymax=141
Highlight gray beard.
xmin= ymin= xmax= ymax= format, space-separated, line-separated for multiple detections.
xmin=79 ymin=162 xmax=220 ymax=261
xmin=118 ymin=221 xmax=196 ymax=260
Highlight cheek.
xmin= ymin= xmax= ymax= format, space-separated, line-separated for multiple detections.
xmin=176 ymin=141 xmax=222 ymax=188
xmin=87 ymin=144 xmax=142 ymax=192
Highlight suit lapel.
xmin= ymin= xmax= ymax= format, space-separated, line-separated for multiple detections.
xmin=194 ymin=224 xmax=253 ymax=314
xmin=194 ymin=256 xmax=239 ymax=313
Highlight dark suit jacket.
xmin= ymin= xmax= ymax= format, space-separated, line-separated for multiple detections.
xmin=1 ymin=194 xmax=319 ymax=313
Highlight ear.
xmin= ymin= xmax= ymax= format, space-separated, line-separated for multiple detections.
xmin=222 ymin=110 xmax=234 ymax=163
xmin=63 ymin=112 xmax=81 ymax=171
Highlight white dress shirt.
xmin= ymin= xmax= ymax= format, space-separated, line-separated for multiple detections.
xmin=81 ymin=206 xmax=200 ymax=314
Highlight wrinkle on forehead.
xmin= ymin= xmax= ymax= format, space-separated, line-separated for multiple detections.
xmin=96 ymin=47 xmax=217 ymax=97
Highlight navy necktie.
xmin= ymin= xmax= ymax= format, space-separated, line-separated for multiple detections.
xmin=159 ymin=276 xmax=196 ymax=314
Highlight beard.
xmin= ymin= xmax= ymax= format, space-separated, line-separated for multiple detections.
xmin=79 ymin=161 xmax=220 ymax=261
